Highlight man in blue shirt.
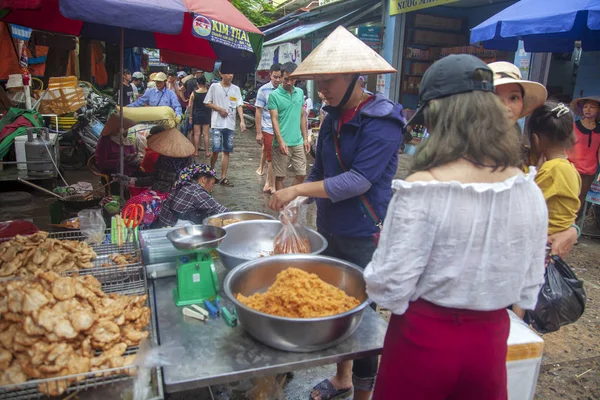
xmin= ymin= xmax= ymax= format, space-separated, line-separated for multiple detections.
xmin=128 ymin=72 xmax=182 ymax=117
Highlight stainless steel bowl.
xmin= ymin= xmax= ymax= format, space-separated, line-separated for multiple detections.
xmin=166 ymin=225 xmax=226 ymax=251
xmin=202 ymin=211 xmax=276 ymax=227
xmin=224 ymin=254 xmax=370 ymax=352
xmin=216 ymin=220 xmax=327 ymax=270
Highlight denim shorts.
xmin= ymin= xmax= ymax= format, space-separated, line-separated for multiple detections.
xmin=211 ymin=128 xmax=234 ymax=153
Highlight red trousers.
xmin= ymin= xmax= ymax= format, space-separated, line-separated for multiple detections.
xmin=373 ymin=300 xmax=509 ymax=400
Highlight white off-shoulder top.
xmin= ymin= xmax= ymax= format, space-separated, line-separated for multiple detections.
xmin=364 ymin=169 xmax=548 ymax=315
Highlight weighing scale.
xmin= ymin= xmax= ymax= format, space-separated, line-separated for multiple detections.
xmin=166 ymin=225 xmax=227 ymax=307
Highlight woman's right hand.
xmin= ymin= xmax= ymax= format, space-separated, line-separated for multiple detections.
xmin=547 ymin=227 xmax=578 ymax=259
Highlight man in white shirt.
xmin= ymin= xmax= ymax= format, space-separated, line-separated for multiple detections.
xmin=204 ymin=73 xmax=246 ymax=187
xmin=255 ymin=63 xmax=282 ymax=194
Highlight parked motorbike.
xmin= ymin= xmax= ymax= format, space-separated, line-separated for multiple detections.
xmin=243 ymin=101 xmax=256 ymax=130
xmin=58 ymin=108 xmax=102 ymax=170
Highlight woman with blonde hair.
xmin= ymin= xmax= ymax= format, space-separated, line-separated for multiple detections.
xmin=365 ymin=55 xmax=548 ymax=399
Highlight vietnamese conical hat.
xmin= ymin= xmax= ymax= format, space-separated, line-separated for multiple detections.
xmin=147 ymin=128 xmax=195 ymax=158
xmin=291 ymin=26 xmax=396 ymax=80
xmin=570 ymin=95 xmax=600 ymax=121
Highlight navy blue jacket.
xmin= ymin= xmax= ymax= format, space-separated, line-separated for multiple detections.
xmin=307 ymin=94 xmax=405 ymax=238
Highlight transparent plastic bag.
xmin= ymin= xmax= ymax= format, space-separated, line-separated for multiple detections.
xmin=131 ymin=341 xmax=186 ymax=400
xmin=273 ymin=196 xmax=311 ymax=255
xmin=77 ymin=209 xmax=106 ymax=245
xmin=245 ymin=376 xmax=287 ymax=400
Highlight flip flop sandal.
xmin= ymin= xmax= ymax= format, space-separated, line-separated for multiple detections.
xmin=220 ymin=178 xmax=234 ymax=187
xmin=310 ymin=379 xmax=352 ymax=400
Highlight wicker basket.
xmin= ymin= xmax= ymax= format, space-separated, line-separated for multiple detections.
xmin=38 ymin=76 xmax=86 ymax=116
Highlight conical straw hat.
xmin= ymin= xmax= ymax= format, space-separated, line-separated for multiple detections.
xmin=147 ymin=128 xmax=195 ymax=158
xmin=570 ymin=95 xmax=600 ymax=122
xmin=291 ymin=26 xmax=396 ymax=79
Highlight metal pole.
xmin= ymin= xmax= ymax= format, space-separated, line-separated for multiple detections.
xmin=119 ymin=27 xmax=125 ymax=205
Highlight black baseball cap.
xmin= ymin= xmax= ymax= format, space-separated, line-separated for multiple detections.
xmin=406 ymin=54 xmax=494 ymax=126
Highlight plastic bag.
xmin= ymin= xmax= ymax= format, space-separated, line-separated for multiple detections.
xmin=78 ymin=209 xmax=106 ymax=245
xmin=527 ymin=255 xmax=587 ymax=334
xmin=245 ymin=376 xmax=287 ymax=400
xmin=273 ymin=196 xmax=310 ymax=255
xmin=131 ymin=340 xmax=186 ymax=400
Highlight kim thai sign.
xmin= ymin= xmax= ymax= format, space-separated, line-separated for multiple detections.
xmin=192 ymin=14 xmax=254 ymax=52
xmin=390 ymin=0 xmax=459 ymax=15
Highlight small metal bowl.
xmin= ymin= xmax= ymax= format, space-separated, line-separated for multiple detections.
xmin=224 ymin=254 xmax=370 ymax=352
xmin=203 ymin=211 xmax=276 ymax=227
xmin=166 ymin=225 xmax=227 ymax=251
xmin=216 ymin=220 xmax=327 ymax=270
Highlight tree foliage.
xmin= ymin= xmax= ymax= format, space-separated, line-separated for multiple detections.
xmin=231 ymin=0 xmax=276 ymax=27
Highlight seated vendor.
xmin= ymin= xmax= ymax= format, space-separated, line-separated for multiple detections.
xmin=158 ymin=163 xmax=229 ymax=227
xmin=95 ymin=115 xmax=138 ymax=176
xmin=131 ymin=128 xmax=194 ymax=193
xmin=140 ymin=125 xmax=164 ymax=173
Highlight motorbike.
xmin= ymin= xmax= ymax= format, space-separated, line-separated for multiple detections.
xmin=58 ymin=108 xmax=102 ymax=170
xmin=243 ymin=101 xmax=256 ymax=130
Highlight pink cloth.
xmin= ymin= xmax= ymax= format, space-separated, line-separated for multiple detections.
xmin=95 ymin=136 xmax=136 ymax=176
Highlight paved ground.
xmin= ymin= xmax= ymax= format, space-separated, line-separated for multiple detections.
xmin=2 ymin=126 xmax=599 ymax=399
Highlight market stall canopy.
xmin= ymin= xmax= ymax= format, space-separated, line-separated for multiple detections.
xmin=470 ymin=0 xmax=600 ymax=52
xmin=1 ymin=0 xmax=264 ymax=72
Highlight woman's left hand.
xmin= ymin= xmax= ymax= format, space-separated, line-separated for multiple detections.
xmin=269 ymin=187 xmax=298 ymax=211
xmin=548 ymin=227 xmax=578 ymax=259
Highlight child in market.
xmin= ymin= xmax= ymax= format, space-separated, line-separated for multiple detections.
xmin=528 ymin=102 xmax=581 ymax=238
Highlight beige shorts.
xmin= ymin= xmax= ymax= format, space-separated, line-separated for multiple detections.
xmin=272 ymin=144 xmax=307 ymax=177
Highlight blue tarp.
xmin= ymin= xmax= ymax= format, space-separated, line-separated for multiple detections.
xmin=470 ymin=0 xmax=600 ymax=52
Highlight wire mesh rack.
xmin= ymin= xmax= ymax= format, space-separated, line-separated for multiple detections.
xmin=0 ymin=273 xmax=161 ymax=399
xmin=0 ymin=229 xmax=163 ymax=399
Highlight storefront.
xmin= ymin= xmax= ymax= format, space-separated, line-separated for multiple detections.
xmin=383 ymin=0 xmax=519 ymax=110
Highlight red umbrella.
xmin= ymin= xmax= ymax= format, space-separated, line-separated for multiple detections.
xmin=2 ymin=0 xmax=264 ymax=72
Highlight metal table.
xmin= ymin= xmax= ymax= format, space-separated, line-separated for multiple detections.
xmin=151 ymin=266 xmax=388 ymax=394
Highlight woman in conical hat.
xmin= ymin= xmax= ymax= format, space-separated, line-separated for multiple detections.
xmin=131 ymin=126 xmax=195 ymax=194
xmin=269 ymin=26 xmax=405 ymax=400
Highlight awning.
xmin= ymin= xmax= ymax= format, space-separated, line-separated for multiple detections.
xmin=470 ymin=0 xmax=600 ymax=52
xmin=264 ymin=3 xmax=377 ymax=46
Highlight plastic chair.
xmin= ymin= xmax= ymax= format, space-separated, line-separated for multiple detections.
xmin=87 ymin=154 xmax=111 ymax=196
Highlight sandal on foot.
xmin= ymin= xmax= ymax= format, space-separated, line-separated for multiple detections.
xmin=310 ymin=379 xmax=351 ymax=400
xmin=220 ymin=178 xmax=234 ymax=187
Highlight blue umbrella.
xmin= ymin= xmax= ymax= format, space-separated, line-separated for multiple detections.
xmin=471 ymin=0 xmax=600 ymax=52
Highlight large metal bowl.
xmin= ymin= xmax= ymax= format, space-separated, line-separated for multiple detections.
xmin=224 ymin=255 xmax=370 ymax=352
xmin=217 ymin=220 xmax=327 ymax=270
xmin=202 ymin=211 xmax=276 ymax=227
xmin=166 ymin=225 xmax=226 ymax=251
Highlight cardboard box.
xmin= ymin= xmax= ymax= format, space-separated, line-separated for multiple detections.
xmin=412 ymin=29 xmax=466 ymax=46
xmin=410 ymin=62 xmax=430 ymax=75
xmin=414 ymin=14 xmax=462 ymax=32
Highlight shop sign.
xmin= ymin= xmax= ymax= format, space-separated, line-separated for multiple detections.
xmin=257 ymin=41 xmax=302 ymax=71
xmin=358 ymin=26 xmax=381 ymax=49
xmin=145 ymin=49 xmax=167 ymax=67
xmin=10 ymin=24 xmax=31 ymax=41
xmin=390 ymin=0 xmax=460 ymax=16
xmin=192 ymin=14 xmax=253 ymax=52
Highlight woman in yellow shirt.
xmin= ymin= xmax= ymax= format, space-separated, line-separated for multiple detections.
xmin=527 ymin=102 xmax=581 ymax=235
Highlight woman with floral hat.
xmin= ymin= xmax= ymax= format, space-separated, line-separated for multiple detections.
xmin=157 ymin=163 xmax=229 ymax=227
xmin=568 ymin=95 xmax=600 ymax=211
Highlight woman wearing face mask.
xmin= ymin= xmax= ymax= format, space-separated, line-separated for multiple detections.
xmin=269 ymin=26 xmax=404 ymax=400
xmin=568 ymin=96 xmax=600 ymax=212
xmin=158 ymin=163 xmax=229 ymax=227
xmin=489 ymin=62 xmax=578 ymax=259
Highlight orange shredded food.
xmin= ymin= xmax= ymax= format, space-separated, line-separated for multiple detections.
xmin=236 ymin=268 xmax=361 ymax=318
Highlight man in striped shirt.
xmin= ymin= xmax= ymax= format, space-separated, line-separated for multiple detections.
xmin=255 ymin=63 xmax=282 ymax=194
